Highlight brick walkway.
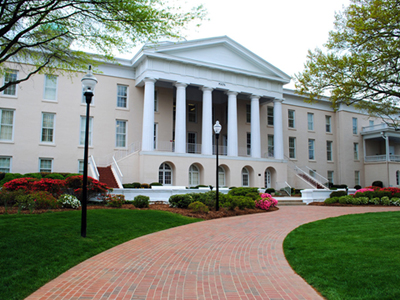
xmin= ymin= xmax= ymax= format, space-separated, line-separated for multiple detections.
xmin=26 ymin=206 xmax=399 ymax=300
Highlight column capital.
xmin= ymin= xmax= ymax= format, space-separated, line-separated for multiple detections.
xmin=226 ymin=91 xmax=238 ymax=96
xmin=273 ymin=97 xmax=284 ymax=103
xmin=201 ymin=86 xmax=213 ymax=92
xmin=250 ymin=94 xmax=261 ymax=100
xmin=144 ymin=77 xmax=156 ymax=83
xmin=175 ymin=82 xmax=188 ymax=88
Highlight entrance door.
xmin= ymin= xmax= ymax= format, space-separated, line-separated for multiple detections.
xmin=265 ymin=169 xmax=271 ymax=188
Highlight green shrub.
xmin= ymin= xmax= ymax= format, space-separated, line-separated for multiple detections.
xmin=169 ymin=194 xmax=193 ymax=208
xmin=44 ymin=173 xmax=65 ymax=180
xmin=372 ymin=181 xmax=383 ymax=188
xmin=360 ymin=197 xmax=369 ymax=205
xmin=0 ymin=189 xmax=25 ymax=207
xmin=354 ymin=185 xmax=362 ymax=190
xmin=150 ymin=182 xmax=162 ymax=186
xmin=381 ymin=196 xmax=390 ymax=206
xmin=131 ymin=182 xmax=141 ymax=188
xmin=30 ymin=191 xmax=59 ymax=209
xmin=373 ymin=191 xmax=392 ymax=199
xmin=354 ymin=191 xmax=374 ymax=199
xmin=324 ymin=197 xmax=338 ymax=204
xmin=141 ymin=183 xmax=150 ymax=189
xmin=228 ymin=187 xmax=259 ymax=200
xmin=133 ymin=195 xmax=149 ymax=208
xmin=195 ymin=185 xmax=208 ymax=188
xmin=391 ymin=197 xmax=400 ymax=206
xmin=64 ymin=173 xmax=82 ymax=178
xmin=58 ymin=194 xmax=81 ymax=208
xmin=188 ymin=201 xmax=209 ymax=213
xmin=339 ymin=195 xmax=353 ymax=204
xmin=351 ymin=197 xmax=361 ymax=205
xmin=236 ymin=196 xmax=255 ymax=209
xmin=0 ymin=172 xmax=5 ymax=181
xmin=222 ymin=195 xmax=238 ymax=211
xmin=265 ymin=188 xmax=275 ymax=194
xmin=372 ymin=197 xmax=381 ymax=205
xmin=104 ymin=194 xmax=125 ymax=207
xmin=330 ymin=190 xmax=347 ymax=198
xmin=0 ymin=173 xmax=23 ymax=186
xmin=23 ymin=173 xmax=42 ymax=179
xmin=14 ymin=193 xmax=35 ymax=211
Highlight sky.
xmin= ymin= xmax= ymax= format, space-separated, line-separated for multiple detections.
xmin=118 ymin=0 xmax=350 ymax=89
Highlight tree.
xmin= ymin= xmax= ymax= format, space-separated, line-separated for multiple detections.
xmin=0 ymin=0 xmax=205 ymax=92
xmin=295 ymin=0 xmax=400 ymax=127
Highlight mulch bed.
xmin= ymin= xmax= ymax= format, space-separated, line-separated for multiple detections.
xmin=0 ymin=204 xmax=279 ymax=220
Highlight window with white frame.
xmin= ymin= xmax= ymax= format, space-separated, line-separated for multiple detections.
xmin=352 ymin=118 xmax=358 ymax=134
xmin=289 ymin=137 xmax=296 ymax=159
xmin=188 ymin=103 xmax=197 ymax=123
xmin=189 ymin=164 xmax=199 ymax=187
xmin=154 ymin=123 xmax=158 ymax=150
xmin=247 ymin=132 xmax=251 ymax=155
xmin=307 ymin=113 xmax=314 ymax=131
xmin=308 ymin=139 xmax=315 ymax=160
xmin=187 ymin=132 xmax=197 ymax=153
xmin=326 ymin=141 xmax=333 ymax=161
xmin=242 ymin=167 xmax=249 ymax=187
xmin=325 ymin=115 xmax=332 ymax=133
xmin=268 ymin=134 xmax=274 ymax=157
xmin=218 ymin=166 xmax=225 ymax=187
xmin=267 ymin=106 xmax=274 ymax=126
xmin=44 ymin=75 xmax=58 ymax=101
xmin=154 ymin=90 xmax=158 ymax=112
xmin=354 ymin=143 xmax=359 ymax=160
xmin=246 ymin=104 xmax=251 ymax=123
xmin=355 ymin=170 xmax=360 ymax=186
xmin=41 ymin=113 xmax=55 ymax=143
xmin=265 ymin=169 xmax=271 ymax=188
xmin=0 ymin=109 xmax=14 ymax=141
xmin=39 ymin=158 xmax=53 ymax=172
xmin=159 ymin=163 xmax=172 ymax=185
xmin=327 ymin=170 xmax=334 ymax=184
xmin=288 ymin=110 xmax=295 ymax=128
xmin=0 ymin=156 xmax=11 ymax=173
xmin=116 ymin=120 xmax=126 ymax=147
xmin=369 ymin=120 xmax=374 ymax=127
xmin=79 ymin=116 xmax=93 ymax=146
xmin=117 ymin=85 xmax=128 ymax=108
xmin=78 ymin=160 xmax=84 ymax=174
xmin=3 ymin=70 xmax=18 ymax=96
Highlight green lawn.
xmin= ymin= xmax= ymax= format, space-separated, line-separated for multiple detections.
xmin=284 ymin=211 xmax=400 ymax=300
xmin=0 ymin=209 xmax=202 ymax=300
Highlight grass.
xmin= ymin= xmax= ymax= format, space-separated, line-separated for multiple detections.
xmin=283 ymin=211 xmax=400 ymax=300
xmin=0 ymin=209 xmax=202 ymax=300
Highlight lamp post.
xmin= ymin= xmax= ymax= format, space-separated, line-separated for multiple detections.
xmin=81 ymin=66 xmax=98 ymax=237
xmin=214 ymin=120 xmax=222 ymax=211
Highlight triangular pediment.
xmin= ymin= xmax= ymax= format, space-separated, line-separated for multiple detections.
xmin=142 ymin=36 xmax=290 ymax=83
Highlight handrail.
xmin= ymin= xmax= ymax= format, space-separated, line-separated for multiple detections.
xmin=305 ymin=166 xmax=329 ymax=188
xmin=112 ymin=156 xmax=123 ymax=178
xmin=89 ymin=155 xmax=99 ymax=178
xmin=284 ymin=181 xmax=292 ymax=197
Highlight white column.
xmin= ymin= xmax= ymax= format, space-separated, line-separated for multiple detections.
xmin=273 ymin=98 xmax=284 ymax=160
xmin=201 ymin=87 xmax=213 ymax=155
xmin=250 ymin=95 xmax=261 ymax=158
xmin=174 ymin=82 xmax=187 ymax=153
xmin=141 ymin=78 xmax=156 ymax=151
xmin=227 ymin=91 xmax=238 ymax=157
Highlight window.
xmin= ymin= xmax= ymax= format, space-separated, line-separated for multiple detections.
xmin=187 ymin=132 xmax=197 ymax=153
xmin=325 ymin=116 xmax=331 ymax=133
xmin=327 ymin=171 xmax=334 ymax=184
xmin=354 ymin=143 xmax=359 ymax=160
xmin=308 ymin=139 xmax=315 ymax=160
xmin=189 ymin=164 xmax=199 ymax=187
xmin=41 ymin=113 xmax=55 ymax=143
xmin=78 ymin=160 xmax=84 ymax=174
xmin=116 ymin=120 xmax=126 ymax=147
xmin=80 ymin=116 xmax=93 ymax=146
xmin=289 ymin=137 xmax=296 ymax=159
xmin=117 ymin=85 xmax=128 ymax=108
xmin=247 ymin=132 xmax=251 ymax=155
xmin=267 ymin=106 xmax=274 ymax=126
xmin=3 ymin=70 xmax=18 ymax=96
xmin=268 ymin=134 xmax=274 ymax=157
xmin=355 ymin=170 xmax=360 ymax=186
xmin=159 ymin=163 xmax=172 ymax=185
xmin=0 ymin=109 xmax=14 ymax=141
xmin=188 ymin=104 xmax=197 ymax=122
xmin=288 ymin=110 xmax=295 ymax=128
xmin=39 ymin=158 xmax=52 ymax=172
xmin=44 ymin=75 xmax=57 ymax=101
xmin=352 ymin=118 xmax=358 ymax=134
xmin=218 ymin=166 xmax=225 ymax=187
xmin=242 ymin=167 xmax=249 ymax=187
xmin=369 ymin=120 xmax=374 ymax=127
xmin=154 ymin=123 xmax=158 ymax=150
xmin=154 ymin=90 xmax=158 ymax=112
xmin=397 ymin=170 xmax=400 ymax=185
xmin=246 ymin=104 xmax=251 ymax=123
xmin=265 ymin=169 xmax=271 ymax=188
xmin=0 ymin=157 xmax=11 ymax=173
xmin=326 ymin=141 xmax=333 ymax=161
xmin=307 ymin=113 xmax=314 ymax=131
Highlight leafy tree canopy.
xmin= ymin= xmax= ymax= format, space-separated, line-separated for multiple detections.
xmin=295 ymin=0 xmax=400 ymax=127
xmin=0 ymin=0 xmax=206 ymax=91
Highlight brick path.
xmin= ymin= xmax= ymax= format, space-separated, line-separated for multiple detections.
xmin=26 ymin=206 xmax=399 ymax=300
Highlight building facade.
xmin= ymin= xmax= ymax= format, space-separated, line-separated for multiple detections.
xmin=1 ymin=36 xmax=399 ymax=189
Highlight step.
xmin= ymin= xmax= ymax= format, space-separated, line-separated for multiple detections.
xmin=276 ymin=197 xmax=306 ymax=206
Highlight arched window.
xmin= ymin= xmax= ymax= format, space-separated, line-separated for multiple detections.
xmin=265 ymin=169 xmax=271 ymax=188
xmin=159 ymin=163 xmax=172 ymax=185
xmin=242 ymin=167 xmax=249 ymax=187
xmin=189 ymin=164 xmax=200 ymax=187
xmin=218 ymin=166 xmax=225 ymax=187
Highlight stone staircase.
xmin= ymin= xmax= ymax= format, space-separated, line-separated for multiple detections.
xmin=276 ymin=197 xmax=306 ymax=206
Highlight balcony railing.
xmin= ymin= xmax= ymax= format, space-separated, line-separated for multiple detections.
xmin=365 ymin=155 xmax=400 ymax=162
xmin=362 ymin=123 xmax=399 ymax=133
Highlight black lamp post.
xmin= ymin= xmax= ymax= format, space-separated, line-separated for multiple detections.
xmin=81 ymin=66 xmax=98 ymax=237
xmin=213 ymin=120 xmax=222 ymax=211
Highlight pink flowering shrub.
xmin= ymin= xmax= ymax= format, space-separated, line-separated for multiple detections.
xmin=255 ymin=193 xmax=278 ymax=211
xmin=355 ymin=188 xmax=374 ymax=195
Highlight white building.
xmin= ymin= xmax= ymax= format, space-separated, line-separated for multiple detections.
xmin=1 ymin=36 xmax=399 ymax=189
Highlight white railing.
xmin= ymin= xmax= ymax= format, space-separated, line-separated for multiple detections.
xmin=89 ymin=155 xmax=99 ymax=180
xmin=112 ymin=156 xmax=123 ymax=184
xmin=305 ymin=166 xmax=329 ymax=188
xmin=362 ymin=123 xmax=389 ymax=133
xmin=365 ymin=155 xmax=400 ymax=162
xmin=283 ymin=181 xmax=292 ymax=197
